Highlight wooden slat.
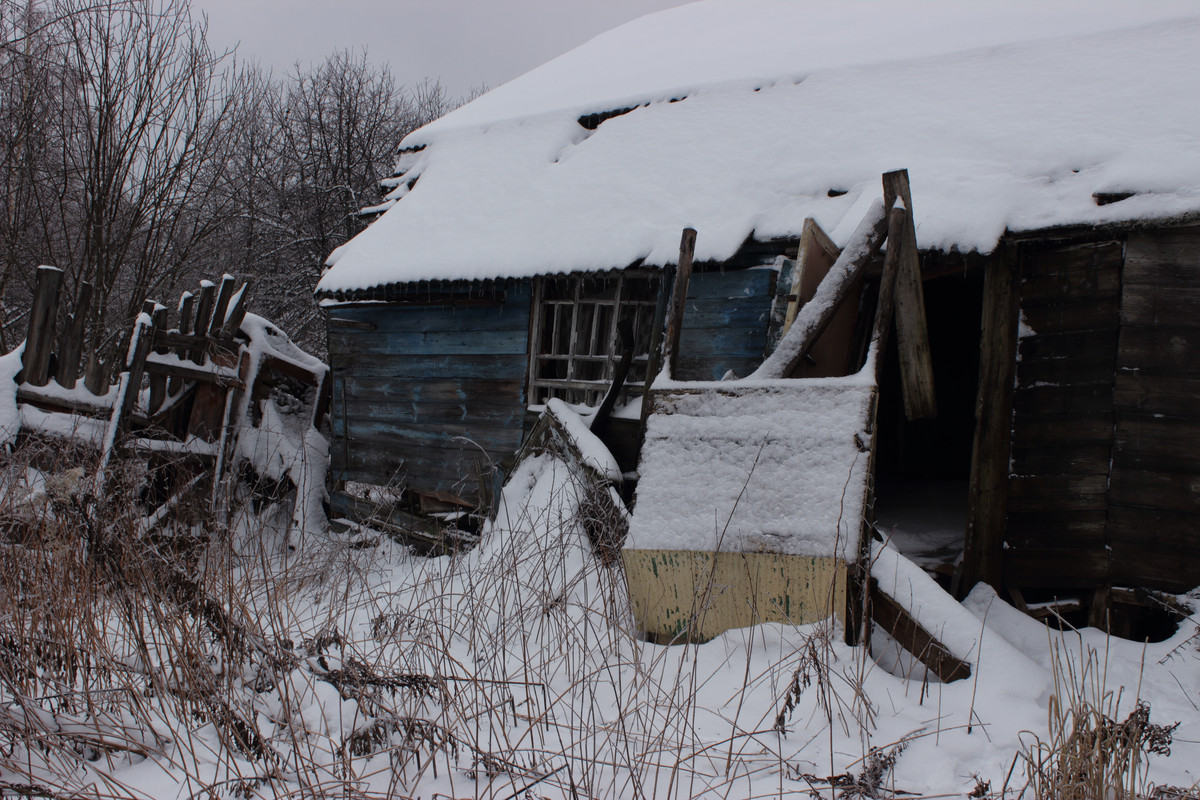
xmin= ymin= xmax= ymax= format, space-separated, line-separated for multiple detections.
xmin=1013 ymin=383 xmax=1114 ymax=418
xmin=23 ymin=266 xmax=63 ymax=387
xmin=881 ymin=169 xmax=937 ymax=420
xmin=1009 ymin=443 xmax=1113 ymax=476
xmin=220 ymin=283 xmax=249 ymax=337
xmin=143 ymin=357 xmax=244 ymax=387
xmin=1121 ymin=284 xmax=1200 ymax=328
xmin=56 ymin=281 xmax=92 ymax=390
xmin=1020 ymin=295 xmax=1120 ymax=334
xmin=1007 ymin=474 xmax=1110 ymax=513
xmin=189 ymin=282 xmax=216 ymax=362
xmin=1114 ymin=371 xmax=1200 ymax=417
xmin=208 ymin=275 xmax=237 ymax=336
xmin=1005 ymin=509 xmax=1108 ymax=549
xmin=1124 ymin=226 xmax=1200 ymax=287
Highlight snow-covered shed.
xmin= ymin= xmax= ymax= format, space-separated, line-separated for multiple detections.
xmin=317 ymin=0 xmax=1200 ymax=638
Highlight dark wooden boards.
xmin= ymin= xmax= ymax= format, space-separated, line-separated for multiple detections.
xmin=674 ymin=267 xmax=777 ymax=380
xmin=1107 ymin=225 xmax=1200 ymax=591
xmin=999 ymin=239 xmax=1122 ymax=590
xmin=326 ymin=288 xmax=532 ymax=506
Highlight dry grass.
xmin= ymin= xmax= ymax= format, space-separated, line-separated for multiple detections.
xmin=1019 ymin=637 xmax=1180 ymax=800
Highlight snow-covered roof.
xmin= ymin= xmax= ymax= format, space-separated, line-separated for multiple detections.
xmin=317 ymin=0 xmax=1200 ymax=295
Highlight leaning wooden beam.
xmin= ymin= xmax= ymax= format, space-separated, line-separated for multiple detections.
xmin=663 ymin=227 xmax=697 ymax=380
xmin=219 ymin=283 xmax=249 ymax=338
xmin=23 ymin=265 xmax=63 ymax=387
xmin=882 ymin=169 xmax=937 ymax=420
xmin=869 ymin=579 xmax=971 ymax=682
xmin=867 ymin=204 xmax=910 ymax=377
xmin=97 ymin=313 xmax=155 ymax=482
xmin=751 ymin=199 xmax=888 ymax=380
xmin=56 ymin=281 xmax=92 ymax=390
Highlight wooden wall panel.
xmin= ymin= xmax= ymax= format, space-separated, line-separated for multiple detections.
xmin=675 ymin=268 xmax=777 ymax=381
xmin=1002 ymin=240 xmax=1123 ymax=589
xmin=1108 ymin=226 xmax=1200 ymax=592
xmin=327 ymin=286 xmax=531 ymax=505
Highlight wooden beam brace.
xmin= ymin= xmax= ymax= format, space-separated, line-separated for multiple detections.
xmin=751 ymin=199 xmax=888 ymax=380
xmin=882 ymin=169 xmax=937 ymax=420
xmin=869 ymin=579 xmax=971 ymax=682
xmin=23 ymin=265 xmax=63 ymax=387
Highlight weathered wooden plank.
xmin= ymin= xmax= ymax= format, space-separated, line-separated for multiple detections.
xmin=1106 ymin=511 xmax=1200 ymax=591
xmin=207 ymin=275 xmax=237 ymax=336
xmin=684 ymin=267 xmax=774 ymax=299
xmin=1113 ymin=414 xmax=1200 ymax=468
xmin=1116 ymin=325 xmax=1200 ymax=375
xmin=1121 ymin=284 xmax=1200 ymax=328
xmin=326 ymin=302 xmax=531 ymax=335
xmin=118 ymin=317 xmax=155 ymax=432
xmin=1015 ymin=358 xmax=1117 ymax=389
xmin=220 ymin=284 xmax=249 ymax=337
xmin=1020 ymin=262 xmax=1120 ymax=304
xmin=23 ymin=266 xmax=63 ymax=387
xmin=673 ymin=355 xmax=764 ymax=382
xmin=881 ymin=168 xmax=937 ymax=420
xmin=340 ymin=375 xmax=524 ymax=401
xmin=961 ymin=244 xmax=1019 ymax=595
xmin=1010 ymin=414 xmax=1114 ymax=448
xmin=1114 ymin=371 xmax=1200 ymax=417
xmin=1124 ymin=226 xmax=1200 ymax=286
xmin=143 ymin=357 xmax=244 ymax=388
xmin=1007 ymin=474 xmax=1110 ymax=513
xmin=1019 ymin=240 xmax=1124 ymax=281
xmin=1020 ymin=296 xmax=1120 ymax=334
xmin=56 ymin=281 xmax=92 ymax=390
xmin=1009 ymin=443 xmax=1113 ymax=476
xmin=330 ymin=352 xmax=529 ymax=380
xmin=327 ymin=327 xmax=530 ymax=356
xmin=1108 ymin=466 xmax=1200 ymax=513
xmin=1005 ymin=509 xmax=1108 ymax=549
xmin=1013 ymin=382 xmax=1114 ymax=418
xmin=1003 ymin=547 xmax=1109 ymax=588
xmin=189 ymin=282 xmax=216 ymax=362
xmin=664 ymin=227 xmax=697 ymax=378
xmin=1017 ymin=328 xmax=1118 ymax=364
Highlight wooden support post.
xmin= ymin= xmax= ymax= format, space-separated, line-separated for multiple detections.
xmin=208 ymin=275 xmax=237 ymax=337
xmin=881 ymin=169 xmax=937 ymax=420
xmin=169 ymin=291 xmax=196 ymax=395
xmin=56 ymin=281 xmax=92 ymax=390
xmin=752 ymin=199 xmax=889 ymax=380
xmin=663 ymin=227 xmax=697 ymax=380
xmin=960 ymin=243 xmax=1021 ymax=597
xmin=148 ymin=303 xmax=169 ymax=415
xmin=23 ymin=265 xmax=63 ymax=387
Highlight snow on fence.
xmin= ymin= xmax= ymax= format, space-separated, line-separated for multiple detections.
xmin=5 ymin=268 xmax=328 ymax=529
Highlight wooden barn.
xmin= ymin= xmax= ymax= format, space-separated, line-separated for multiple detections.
xmin=316 ymin=1 xmax=1200 ymax=641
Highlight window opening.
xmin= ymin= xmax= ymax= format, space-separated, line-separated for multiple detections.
xmin=529 ymin=271 xmax=660 ymax=406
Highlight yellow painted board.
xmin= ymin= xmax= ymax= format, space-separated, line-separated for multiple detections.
xmin=622 ymin=549 xmax=847 ymax=643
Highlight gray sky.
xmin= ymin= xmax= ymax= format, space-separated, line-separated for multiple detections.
xmin=194 ymin=0 xmax=686 ymax=99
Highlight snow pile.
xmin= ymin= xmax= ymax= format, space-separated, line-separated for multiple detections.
xmin=319 ymin=0 xmax=1200 ymax=294
xmin=0 ymin=344 xmax=23 ymax=447
xmin=4 ymin=442 xmax=1200 ymax=798
xmin=627 ymin=379 xmax=874 ymax=559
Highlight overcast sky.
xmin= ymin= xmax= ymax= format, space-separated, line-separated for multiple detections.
xmin=193 ymin=0 xmax=686 ymax=98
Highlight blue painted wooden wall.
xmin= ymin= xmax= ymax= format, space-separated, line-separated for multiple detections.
xmin=327 ymin=284 xmax=531 ymax=507
xmin=676 ymin=267 xmax=784 ymax=380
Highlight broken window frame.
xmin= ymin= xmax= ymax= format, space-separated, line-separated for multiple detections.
xmin=527 ymin=270 xmax=662 ymax=407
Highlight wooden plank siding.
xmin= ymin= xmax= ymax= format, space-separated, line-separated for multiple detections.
xmin=1108 ymin=226 xmax=1200 ymax=591
xmin=326 ymin=285 xmax=532 ymax=507
xmin=999 ymin=224 xmax=1200 ymax=595
xmin=675 ymin=267 xmax=782 ymax=380
xmin=1002 ymin=240 xmax=1123 ymax=589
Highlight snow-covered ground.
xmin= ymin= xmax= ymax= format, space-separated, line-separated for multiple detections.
xmin=5 ymin=430 xmax=1198 ymax=799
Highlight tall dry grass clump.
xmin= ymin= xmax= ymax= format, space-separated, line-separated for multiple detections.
xmin=1020 ymin=638 xmax=1179 ymax=800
